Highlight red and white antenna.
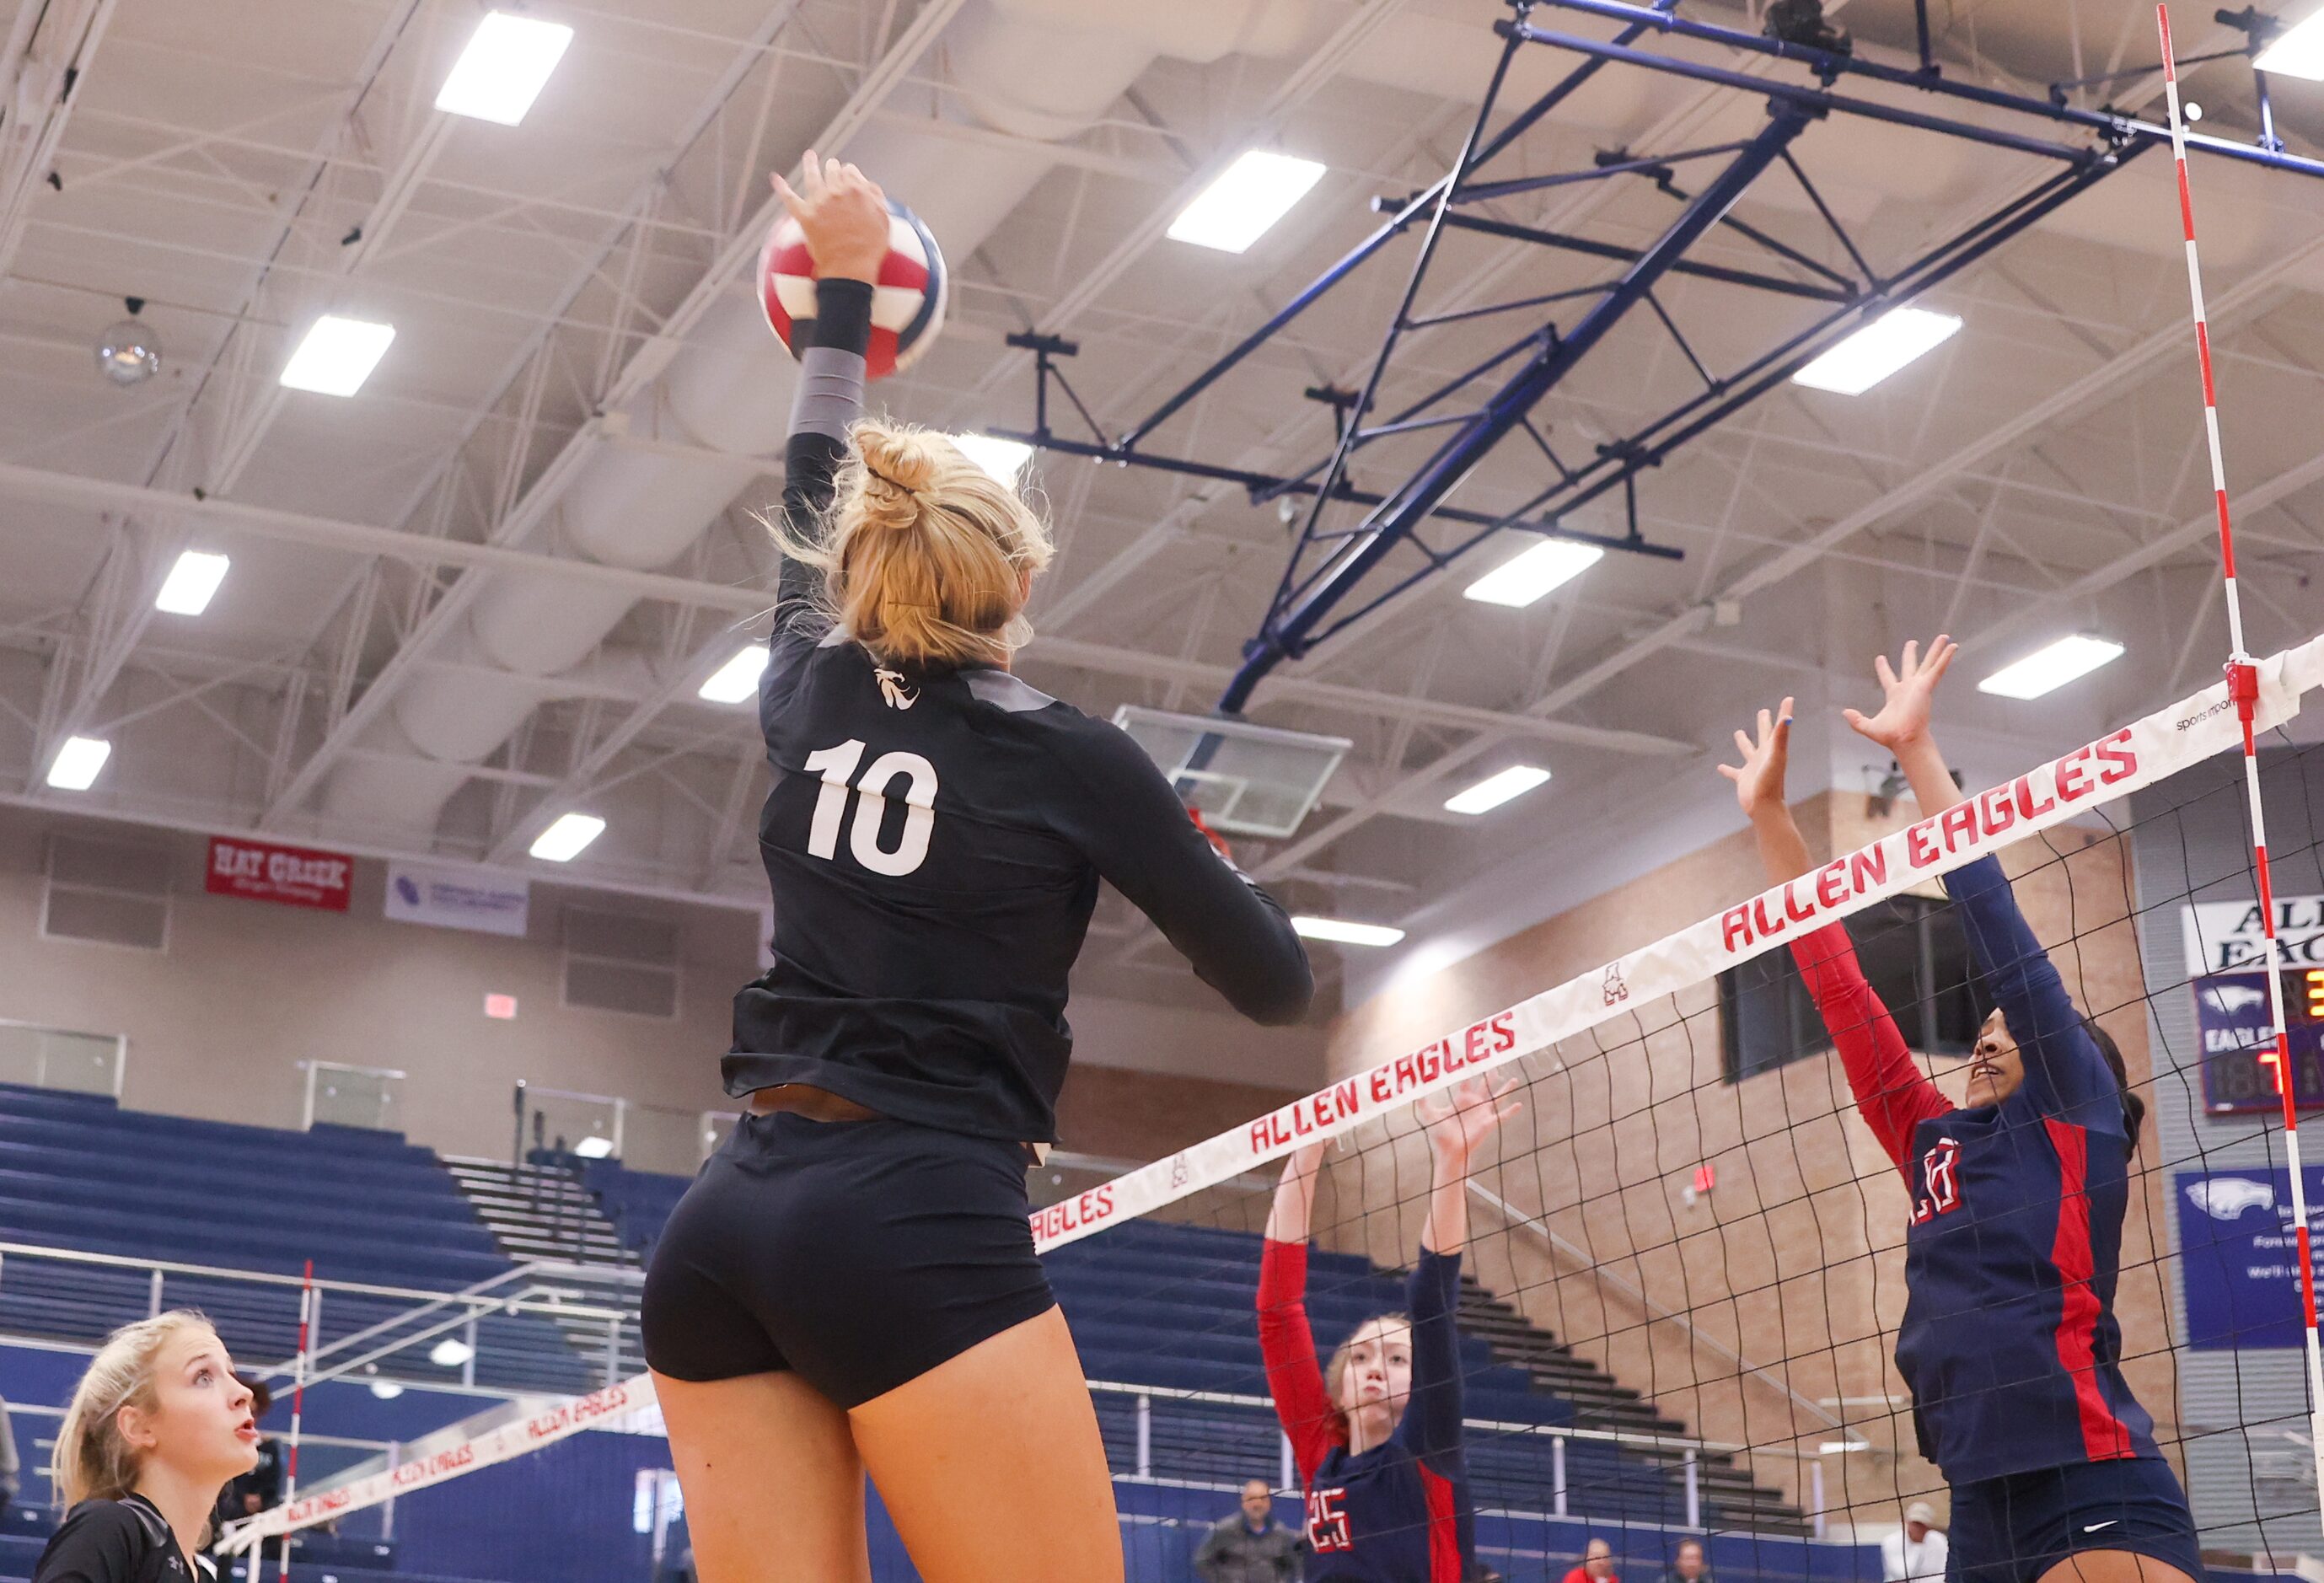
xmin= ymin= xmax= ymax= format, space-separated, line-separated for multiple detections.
xmin=276 ymin=1260 xmax=314 ymax=1583
xmin=2155 ymin=1 xmax=2324 ymax=1511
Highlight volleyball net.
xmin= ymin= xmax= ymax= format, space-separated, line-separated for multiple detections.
xmin=223 ymin=629 xmax=2324 ymax=1583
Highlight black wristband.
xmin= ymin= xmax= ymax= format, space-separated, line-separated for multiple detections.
xmin=809 ymin=277 xmax=875 ymax=354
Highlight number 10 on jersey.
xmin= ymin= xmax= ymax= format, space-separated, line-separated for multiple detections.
xmin=803 ymin=739 xmax=938 ymax=877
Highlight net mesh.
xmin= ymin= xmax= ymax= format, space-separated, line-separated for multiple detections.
xmin=233 ymin=638 xmax=2324 ymax=1583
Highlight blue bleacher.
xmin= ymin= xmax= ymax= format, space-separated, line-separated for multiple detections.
xmin=0 ymin=1084 xmax=593 ymax=1395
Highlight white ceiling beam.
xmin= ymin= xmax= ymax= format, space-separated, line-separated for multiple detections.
xmin=260 ymin=0 xmax=970 ymax=829
xmin=0 ymin=0 xmax=120 ymax=280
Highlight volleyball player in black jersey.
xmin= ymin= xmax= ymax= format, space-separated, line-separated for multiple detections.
xmin=35 ymin=1313 xmax=260 ymax=1583
xmin=639 ymin=154 xmax=1313 ymax=1583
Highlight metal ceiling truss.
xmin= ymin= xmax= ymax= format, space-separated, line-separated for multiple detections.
xmin=993 ymin=0 xmax=2324 ymax=718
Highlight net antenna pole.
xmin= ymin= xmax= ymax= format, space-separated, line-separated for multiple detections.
xmin=2155 ymin=1 xmax=2324 ymax=1517
xmin=276 ymin=1259 xmax=314 ymax=1583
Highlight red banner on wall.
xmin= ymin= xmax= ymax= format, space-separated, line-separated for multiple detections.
xmin=206 ymin=835 xmax=353 ymax=912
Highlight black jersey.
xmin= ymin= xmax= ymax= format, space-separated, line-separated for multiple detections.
xmin=726 ymin=278 xmax=1312 ymax=1143
xmin=34 ymin=1495 xmax=208 ymax=1583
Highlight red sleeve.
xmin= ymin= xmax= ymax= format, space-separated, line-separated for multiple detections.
xmin=1789 ymin=923 xmax=1950 ymax=1173
xmin=1257 ymin=1238 xmax=1345 ymax=1484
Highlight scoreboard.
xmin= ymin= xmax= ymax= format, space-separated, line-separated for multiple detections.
xmin=2193 ymin=968 xmax=2324 ymax=1113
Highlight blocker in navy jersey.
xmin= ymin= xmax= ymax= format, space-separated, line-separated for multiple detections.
xmin=723 ymin=279 xmax=1310 ymax=1146
xmin=1259 ymin=1243 xmax=1473 ymax=1582
xmin=1892 ymin=856 xmax=2157 ymax=1484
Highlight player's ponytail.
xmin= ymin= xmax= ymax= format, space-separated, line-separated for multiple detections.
xmin=771 ymin=418 xmax=1054 ymax=670
xmin=53 ymin=1312 xmax=216 ymax=1509
xmin=2082 ymin=1017 xmax=2144 ymax=1148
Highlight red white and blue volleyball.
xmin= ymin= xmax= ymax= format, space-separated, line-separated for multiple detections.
xmin=758 ymin=198 xmax=947 ymax=381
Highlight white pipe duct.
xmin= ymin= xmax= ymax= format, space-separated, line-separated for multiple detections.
xmin=326 ymin=0 xmax=1323 ymax=829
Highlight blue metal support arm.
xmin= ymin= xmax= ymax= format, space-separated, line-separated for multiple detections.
xmin=1522 ymin=0 xmax=2324 ymax=181
xmin=1218 ymin=104 xmax=1815 ymax=715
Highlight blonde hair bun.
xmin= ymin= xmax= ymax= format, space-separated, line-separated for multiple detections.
xmin=765 ymin=418 xmax=1055 ymax=670
xmin=856 ymin=422 xmax=942 ymax=498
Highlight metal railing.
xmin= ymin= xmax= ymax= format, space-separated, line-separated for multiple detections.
xmin=512 ymin=1081 xmax=736 ymax=1176
xmin=1091 ymin=1376 xmax=1755 ymax=1532
xmin=0 ymin=1018 xmax=123 ymax=1097
xmin=0 ymin=1240 xmax=639 ymax=1397
xmin=299 ymin=1061 xmax=405 ymax=1132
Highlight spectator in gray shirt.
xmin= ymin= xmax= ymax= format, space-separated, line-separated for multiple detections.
xmin=1661 ymin=1537 xmax=1712 ymax=1583
xmin=1195 ymin=1479 xmax=1303 ymax=1582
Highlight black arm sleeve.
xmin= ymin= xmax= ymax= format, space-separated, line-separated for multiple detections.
xmin=774 ymin=277 xmax=874 ymax=616
xmin=1054 ymin=721 xmax=1312 ymax=1025
xmin=34 ymin=1503 xmax=146 ymax=1583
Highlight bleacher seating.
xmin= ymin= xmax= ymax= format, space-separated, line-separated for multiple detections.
xmin=577 ymin=1161 xmax=689 ymax=1263
xmin=0 ymin=1084 xmax=593 ymax=1394
xmin=585 ymin=1165 xmax=1774 ymax=1532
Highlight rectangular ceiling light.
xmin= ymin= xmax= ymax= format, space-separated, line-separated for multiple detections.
xmin=281 ymin=316 xmax=396 ymax=396
xmin=154 ymin=550 xmax=230 ymax=615
xmin=1291 ymin=915 xmax=1406 ymax=947
xmin=1977 ymin=636 xmax=2125 ymax=700
xmin=46 ymin=736 xmax=111 ymax=792
xmin=1445 ymin=765 xmax=1553 ymax=815
xmin=698 ymin=646 xmax=769 ymax=704
xmin=529 ymin=812 xmax=606 ymax=862
xmin=1792 ymin=306 xmax=1963 ymax=395
xmin=1167 ymin=151 xmax=1327 ymax=253
xmin=2255 ymin=8 xmax=2324 ymax=78
xmin=952 ymin=433 xmax=1033 ymax=486
xmin=1463 ymin=539 xmax=1603 ymax=607
xmin=435 ymin=12 xmax=575 ymax=125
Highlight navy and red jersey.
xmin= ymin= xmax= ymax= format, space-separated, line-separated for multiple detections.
xmin=727 ymin=278 xmax=1312 ymax=1143
xmin=1789 ymin=854 xmax=2157 ymax=1485
xmin=1257 ymin=1239 xmax=1473 ymax=1582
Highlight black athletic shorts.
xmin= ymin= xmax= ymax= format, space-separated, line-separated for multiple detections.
xmin=1949 ymin=1457 xmax=2205 ymax=1583
xmin=640 ymin=1108 xmax=1055 ymax=1409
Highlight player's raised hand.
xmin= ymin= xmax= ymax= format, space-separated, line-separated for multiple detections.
xmin=1717 ymin=697 xmax=1795 ymax=822
xmin=1844 ymin=635 xmax=1958 ymax=754
xmin=770 ymin=150 xmax=889 ymax=285
xmin=1420 ymin=1074 xmax=1521 ymax=1171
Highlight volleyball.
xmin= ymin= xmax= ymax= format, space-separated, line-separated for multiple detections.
xmin=757 ymin=196 xmax=947 ymax=381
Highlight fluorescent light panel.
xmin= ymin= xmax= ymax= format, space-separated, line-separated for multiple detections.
xmin=2255 ymin=8 xmax=2324 ymax=78
xmin=952 ymin=433 xmax=1033 ymax=486
xmin=1977 ymin=636 xmax=2124 ymax=700
xmin=1463 ymin=539 xmax=1602 ymax=607
xmin=46 ymin=737 xmax=110 ymax=791
xmin=154 ymin=550 xmax=230 ymax=615
xmin=1792 ymin=306 xmax=1963 ymax=395
xmin=281 ymin=316 xmax=395 ymax=396
xmin=1291 ymin=915 xmax=1406 ymax=947
xmin=1445 ymin=765 xmax=1553 ymax=815
xmin=699 ymin=646 xmax=768 ymax=703
xmin=1168 ymin=151 xmax=1327 ymax=253
xmin=572 ymin=1135 xmax=615 ymax=1159
xmin=529 ymin=812 xmax=606 ymax=861
xmin=435 ymin=12 xmax=575 ymax=125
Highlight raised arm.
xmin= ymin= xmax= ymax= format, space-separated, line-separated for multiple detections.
xmin=764 ymin=154 xmax=890 ymax=623
xmin=1398 ymin=1077 xmax=1518 ymax=1473
xmin=1844 ymin=636 xmax=2118 ymax=1122
xmin=1259 ymin=1143 xmax=1342 ymax=1484
xmin=1059 ymin=722 xmax=1312 ymax=1026
xmin=1720 ymin=702 xmax=1947 ymax=1170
